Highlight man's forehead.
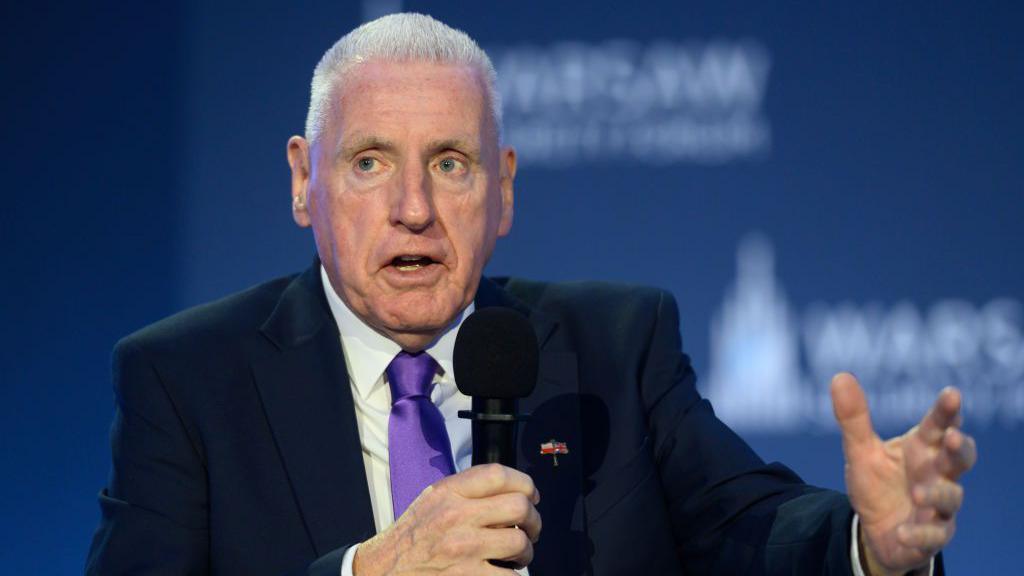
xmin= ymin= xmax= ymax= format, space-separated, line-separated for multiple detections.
xmin=333 ymin=58 xmax=488 ymax=116
xmin=324 ymin=59 xmax=495 ymax=155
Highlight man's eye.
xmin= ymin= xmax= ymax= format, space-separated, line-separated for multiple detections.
xmin=439 ymin=158 xmax=460 ymax=173
xmin=357 ymin=157 xmax=376 ymax=172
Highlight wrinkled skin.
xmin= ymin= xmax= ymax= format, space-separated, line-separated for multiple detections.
xmin=831 ymin=373 xmax=977 ymax=575
xmin=287 ymin=59 xmax=515 ymax=352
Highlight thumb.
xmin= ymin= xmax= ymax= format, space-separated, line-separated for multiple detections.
xmin=831 ymin=372 xmax=878 ymax=454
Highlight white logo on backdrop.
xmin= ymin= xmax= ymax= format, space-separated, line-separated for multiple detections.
xmin=489 ymin=40 xmax=771 ymax=166
xmin=706 ymin=234 xmax=1024 ymax=432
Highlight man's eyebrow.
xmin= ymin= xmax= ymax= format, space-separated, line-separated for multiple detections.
xmin=334 ymin=136 xmax=482 ymax=162
xmin=336 ymin=135 xmax=397 ymax=161
xmin=426 ymin=138 xmax=481 ymax=160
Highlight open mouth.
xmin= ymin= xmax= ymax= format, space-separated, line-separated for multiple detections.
xmin=390 ymin=255 xmax=438 ymax=272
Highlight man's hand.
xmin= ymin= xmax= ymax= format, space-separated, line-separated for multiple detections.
xmin=353 ymin=463 xmax=542 ymax=576
xmin=831 ymin=372 xmax=977 ymax=576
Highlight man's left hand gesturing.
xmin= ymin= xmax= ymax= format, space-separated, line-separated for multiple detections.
xmin=831 ymin=372 xmax=977 ymax=576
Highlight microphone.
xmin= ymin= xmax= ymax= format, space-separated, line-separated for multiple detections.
xmin=454 ymin=307 xmax=539 ymax=467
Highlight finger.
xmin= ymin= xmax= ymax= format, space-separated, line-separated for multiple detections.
xmin=897 ymin=521 xmax=955 ymax=555
xmin=477 ymin=526 xmax=534 ymax=567
xmin=917 ymin=387 xmax=962 ymax=445
xmin=830 ymin=373 xmax=878 ymax=453
xmin=448 ymin=464 xmax=540 ymax=504
xmin=936 ymin=428 xmax=977 ymax=479
xmin=476 ymin=492 xmax=542 ymax=542
xmin=912 ymin=479 xmax=964 ymax=519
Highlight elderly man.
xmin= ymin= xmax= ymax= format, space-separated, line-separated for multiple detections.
xmin=86 ymin=13 xmax=975 ymax=576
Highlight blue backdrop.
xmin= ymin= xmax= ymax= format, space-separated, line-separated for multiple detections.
xmin=3 ymin=1 xmax=1021 ymax=573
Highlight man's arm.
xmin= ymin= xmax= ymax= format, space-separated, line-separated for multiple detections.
xmin=85 ymin=339 xmax=360 ymax=576
xmin=85 ymin=339 xmax=210 ymax=575
xmin=640 ymin=290 xmax=858 ymax=574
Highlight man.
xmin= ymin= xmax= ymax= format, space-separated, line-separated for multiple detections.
xmin=86 ymin=13 xmax=975 ymax=576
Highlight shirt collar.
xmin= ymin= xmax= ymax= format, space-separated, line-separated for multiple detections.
xmin=320 ymin=265 xmax=473 ymax=399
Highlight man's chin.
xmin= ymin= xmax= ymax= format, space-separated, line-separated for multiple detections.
xmin=376 ymin=298 xmax=466 ymax=336
xmin=384 ymin=311 xmax=457 ymax=335
xmin=379 ymin=315 xmax=458 ymax=352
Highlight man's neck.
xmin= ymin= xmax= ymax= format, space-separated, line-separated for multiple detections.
xmin=319 ymin=265 xmax=472 ymax=396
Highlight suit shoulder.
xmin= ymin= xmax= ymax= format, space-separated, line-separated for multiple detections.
xmin=116 ymin=273 xmax=298 ymax=357
xmin=497 ymin=278 xmax=680 ymax=347
xmin=500 ymin=277 xmax=674 ymax=318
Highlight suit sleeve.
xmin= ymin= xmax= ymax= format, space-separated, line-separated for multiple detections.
xmin=85 ymin=339 xmax=211 ymax=575
xmin=641 ymin=290 xmax=856 ymax=575
xmin=85 ymin=340 xmax=356 ymax=576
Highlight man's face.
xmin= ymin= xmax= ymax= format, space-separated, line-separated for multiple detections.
xmin=288 ymin=59 xmax=515 ymax=351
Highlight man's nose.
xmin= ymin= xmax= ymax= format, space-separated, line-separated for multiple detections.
xmin=390 ymin=162 xmax=436 ymax=232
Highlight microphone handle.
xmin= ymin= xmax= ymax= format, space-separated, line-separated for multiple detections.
xmin=471 ymin=397 xmax=518 ymax=467
xmin=469 ymin=397 xmax=523 ymax=571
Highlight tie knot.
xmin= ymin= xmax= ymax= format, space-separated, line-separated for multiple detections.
xmin=386 ymin=351 xmax=439 ymax=402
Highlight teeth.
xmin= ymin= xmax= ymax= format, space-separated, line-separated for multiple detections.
xmin=392 ymin=255 xmax=434 ymax=271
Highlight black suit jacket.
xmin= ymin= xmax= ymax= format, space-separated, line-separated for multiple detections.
xmin=87 ymin=263 xmax=873 ymax=575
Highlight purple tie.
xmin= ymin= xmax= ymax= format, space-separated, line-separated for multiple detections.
xmin=387 ymin=351 xmax=456 ymax=519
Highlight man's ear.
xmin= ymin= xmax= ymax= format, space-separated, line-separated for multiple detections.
xmin=497 ymin=146 xmax=516 ymax=237
xmin=287 ymin=136 xmax=312 ymax=227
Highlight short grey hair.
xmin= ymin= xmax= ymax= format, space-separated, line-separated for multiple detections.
xmin=304 ymin=13 xmax=502 ymax=146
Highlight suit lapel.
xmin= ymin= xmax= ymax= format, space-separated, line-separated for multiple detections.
xmin=253 ymin=265 xmax=376 ymax=557
xmin=475 ymin=278 xmax=587 ymax=576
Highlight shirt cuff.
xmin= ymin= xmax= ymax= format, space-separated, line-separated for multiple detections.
xmin=850 ymin=514 xmax=934 ymax=576
xmin=340 ymin=543 xmax=359 ymax=576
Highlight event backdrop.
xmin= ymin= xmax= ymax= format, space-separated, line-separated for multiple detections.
xmin=2 ymin=1 xmax=1020 ymax=573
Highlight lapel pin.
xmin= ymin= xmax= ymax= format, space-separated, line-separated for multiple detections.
xmin=539 ymin=439 xmax=569 ymax=466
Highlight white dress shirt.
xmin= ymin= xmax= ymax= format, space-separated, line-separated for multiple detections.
xmin=321 ymin=267 xmax=482 ymax=576
xmin=320 ymin=266 xmax=930 ymax=576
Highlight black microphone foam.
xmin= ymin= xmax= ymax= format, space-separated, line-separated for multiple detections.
xmin=454 ymin=307 xmax=539 ymax=399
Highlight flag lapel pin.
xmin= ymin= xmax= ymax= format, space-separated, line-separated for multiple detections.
xmin=539 ymin=439 xmax=569 ymax=466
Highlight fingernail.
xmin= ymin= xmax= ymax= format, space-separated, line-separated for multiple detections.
xmin=897 ymin=524 xmax=911 ymax=541
xmin=946 ymin=428 xmax=961 ymax=447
